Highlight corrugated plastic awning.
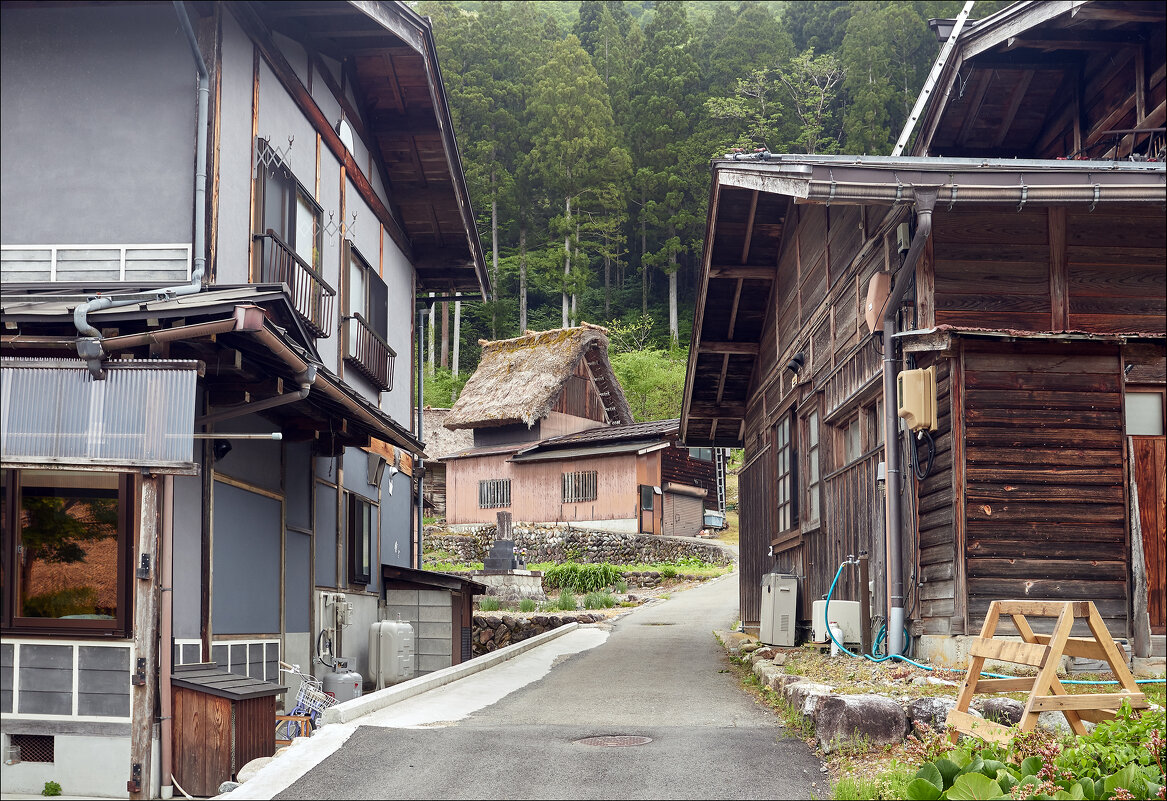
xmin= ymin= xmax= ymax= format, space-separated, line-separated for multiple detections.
xmin=1 ymin=357 xmax=199 ymax=473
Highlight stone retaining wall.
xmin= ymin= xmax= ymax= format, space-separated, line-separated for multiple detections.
xmin=428 ymin=523 xmax=733 ymax=566
xmin=473 ymin=612 xmax=606 ymax=656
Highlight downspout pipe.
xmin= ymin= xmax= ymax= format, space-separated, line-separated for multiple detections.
xmin=882 ymin=186 xmax=938 ymax=657
xmin=416 ymin=305 xmax=426 ymax=569
xmin=73 ymin=0 xmax=209 ymax=377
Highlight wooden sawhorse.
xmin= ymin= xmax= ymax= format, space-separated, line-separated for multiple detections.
xmin=945 ymin=600 xmax=1147 ymax=744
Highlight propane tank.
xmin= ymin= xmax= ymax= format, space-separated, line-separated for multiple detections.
xmin=322 ymin=658 xmax=363 ymax=703
xmin=369 ymin=617 xmax=415 ymax=690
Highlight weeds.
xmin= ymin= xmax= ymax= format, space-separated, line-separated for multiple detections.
xmin=614 ymin=579 xmax=628 ymax=593
xmin=583 ymin=591 xmax=617 ymax=609
xmin=553 ymin=590 xmax=577 ymax=611
xmin=478 ymin=597 xmax=500 ymax=612
xmin=518 ymin=598 xmax=537 ymax=613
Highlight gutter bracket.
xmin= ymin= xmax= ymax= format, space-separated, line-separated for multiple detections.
xmin=1090 ymin=184 xmax=1100 ymax=212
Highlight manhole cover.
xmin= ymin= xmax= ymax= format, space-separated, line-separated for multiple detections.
xmin=575 ymin=735 xmax=653 ymax=747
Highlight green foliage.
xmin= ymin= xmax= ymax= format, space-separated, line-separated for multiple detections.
xmin=553 ymin=590 xmax=578 ymax=611
xmin=583 ymin=591 xmax=617 ymax=609
xmin=542 ymin=562 xmax=621 ymax=593
xmin=658 ymin=564 xmax=678 ymax=579
xmin=609 ymin=347 xmax=687 ymax=421
xmin=423 ymin=366 xmax=471 ymax=408
xmin=42 ymin=781 xmax=62 ymax=797
xmin=903 ymin=704 xmax=1165 ymax=801
xmin=23 ymin=586 xmax=99 ymax=618
xmin=518 ymin=598 xmax=537 ymax=613
xmin=477 ymin=597 xmax=501 ymax=612
xmin=832 ymin=764 xmax=914 ymax=800
xmin=614 ymin=578 xmax=628 ymax=593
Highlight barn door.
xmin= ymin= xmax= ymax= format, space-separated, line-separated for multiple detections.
xmin=1127 ymin=390 xmax=1166 ymax=634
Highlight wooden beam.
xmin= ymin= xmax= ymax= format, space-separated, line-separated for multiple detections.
xmin=708 ymin=265 xmax=775 ymax=280
xmin=689 ymin=401 xmax=748 ymax=418
xmin=957 ymin=70 xmax=994 ymax=147
xmin=1031 ymin=693 xmax=1147 ymax=712
xmin=1049 ymin=207 xmax=1067 ymax=330
xmin=715 ymin=353 xmax=730 ymax=405
xmin=972 ymin=677 xmax=1036 ymax=693
xmin=968 ymin=637 xmax=1049 ymax=667
xmin=129 ymin=477 xmax=161 ymax=800
xmin=1071 ymin=5 xmax=1165 ymax=23
xmin=993 ymin=70 xmax=1034 ymax=148
xmin=700 ymin=341 xmax=759 ymax=355
xmin=229 ymin=4 xmax=413 ymax=261
xmin=739 ymin=190 xmax=759 ymax=265
xmin=726 ymin=279 xmax=743 ymax=341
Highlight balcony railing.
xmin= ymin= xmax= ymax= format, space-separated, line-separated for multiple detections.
xmin=344 ymin=313 xmax=395 ymax=392
xmin=253 ymin=230 xmax=335 ymax=338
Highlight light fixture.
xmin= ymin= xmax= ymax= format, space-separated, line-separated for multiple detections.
xmin=785 ymin=352 xmax=806 ymax=374
xmin=368 ymin=452 xmax=387 ymax=486
xmin=213 ymin=439 xmax=233 ymax=461
xmin=336 ymin=118 xmax=355 ymax=152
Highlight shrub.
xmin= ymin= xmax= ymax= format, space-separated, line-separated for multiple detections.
xmin=478 ymin=597 xmax=500 ymax=612
xmin=554 ymin=590 xmax=577 ymax=611
xmin=518 ymin=598 xmax=537 ymax=613
xmin=543 ymin=562 xmax=620 ymax=593
xmin=583 ymin=592 xmax=616 ymax=609
xmin=659 ymin=565 xmax=678 ymax=579
xmin=42 ymin=781 xmax=62 ymax=797
xmin=903 ymin=703 xmax=1165 ymax=800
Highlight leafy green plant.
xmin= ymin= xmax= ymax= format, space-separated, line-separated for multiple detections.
xmin=583 ymin=591 xmax=616 ymax=609
xmin=518 ymin=598 xmax=537 ymax=613
xmin=903 ymin=704 xmax=1165 ymax=801
xmin=553 ymin=590 xmax=577 ymax=611
xmin=478 ymin=597 xmax=501 ymax=612
xmin=832 ymin=764 xmax=914 ymax=800
xmin=659 ymin=564 xmax=678 ymax=579
xmin=42 ymin=781 xmax=62 ymax=797
xmin=542 ymin=562 xmax=620 ymax=593
xmin=614 ymin=579 xmax=628 ymax=593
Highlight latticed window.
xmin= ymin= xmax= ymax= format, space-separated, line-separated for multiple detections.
xmin=562 ymin=471 xmax=598 ymax=503
xmin=478 ymin=479 xmax=511 ymax=509
xmin=775 ymin=415 xmax=797 ymax=532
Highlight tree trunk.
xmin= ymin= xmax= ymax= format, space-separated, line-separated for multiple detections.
xmin=562 ymin=195 xmax=571 ymax=329
xmin=519 ymin=222 xmax=528 ymax=333
xmin=440 ymin=300 xmax=449 ymax=370
xmin=491 ymin=193 xmax=499 ymax=339
xmin=604 ymin=229 xmax=611 ymax=320
xmin=640 ymin=209 xmax=648 ymax=315
xmin=669 ymin=256 xmax=679 ymax=346
xmin=452 ymin=293 xmax=461 ymax=377
xmin=427 ymin=294 xmax=435 ymax=375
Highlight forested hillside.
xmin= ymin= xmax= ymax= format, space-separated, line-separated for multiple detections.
xmin=418 ymin=0 xmax=1007 ymax=416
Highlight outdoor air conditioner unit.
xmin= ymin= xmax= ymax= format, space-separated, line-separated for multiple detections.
xmin=759 ymin=573 xmax=799 ymax=647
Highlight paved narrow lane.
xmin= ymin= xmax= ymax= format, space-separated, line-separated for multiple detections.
xmin=276 ymin=574 xmax=822 ymax=800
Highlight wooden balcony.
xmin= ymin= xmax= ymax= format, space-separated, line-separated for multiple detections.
xmin=344 ymin=313 xmax=395 ymax=392
xmin=253 ymin=230 xmax=336 ymax=338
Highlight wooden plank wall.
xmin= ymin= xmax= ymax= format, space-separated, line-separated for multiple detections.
xmin=173 ymin=686 xmax=231 ymax=798
xmin=234 ymin=695 xmax=276 ymax=770
xmin=554 ymin=358 xmax=610 ymax=422
xmin=913 ymin=356 xmax=959 ymax=635
xmin=661 ymin=445 xmax=718 ymax=499
xmin=739 ymin=446 xmax=774 ymax=629
xmin=813 ymin=453 xmax=882 ymax=621
xmin=961 ymin=342 xmax=1128 ymax=636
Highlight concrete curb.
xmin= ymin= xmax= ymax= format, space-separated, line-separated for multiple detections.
xmin=320 ymin=622 xmax=581 ymax=725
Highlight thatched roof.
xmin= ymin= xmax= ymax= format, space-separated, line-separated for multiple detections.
xmin=443 ymin=323 xmax=633 ymax=430
xmin=421 ymin=408 xmax=474 ymax=459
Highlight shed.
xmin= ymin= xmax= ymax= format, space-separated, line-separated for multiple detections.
xmin=381 ymin=565 xmax=486 ymax=672
xmin=171 ymin=663 xmax=285 ymax=797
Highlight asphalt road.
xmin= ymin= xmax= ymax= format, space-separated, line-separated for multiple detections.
xmin=276 ymin=573 xmax=823 ymax=800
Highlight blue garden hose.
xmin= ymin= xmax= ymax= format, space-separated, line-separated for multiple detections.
xmin=824 ymin=561 xmax=1165 ymax=685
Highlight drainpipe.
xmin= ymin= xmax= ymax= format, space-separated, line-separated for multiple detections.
xmin=882 ymin=186 xmax=938 ymax=657
xmin=159 ymin=476 xmax=175 ymax=800
xmin=73 ymin=0 xmax=209 ymax=378
xmin=416 ymin=305 xmax=426 ymax=569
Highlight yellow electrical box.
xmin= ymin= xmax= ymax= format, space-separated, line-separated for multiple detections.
xmin=897 ymin=366 xmax=938 ymax=432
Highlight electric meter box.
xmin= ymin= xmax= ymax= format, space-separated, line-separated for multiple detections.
xmin=759 ymin=573 xmax=799 ymax=647
xmin=368 ymin=618 xmax=415 ymax=690
xmin=897 ymin=365 xmax=938 ymax=432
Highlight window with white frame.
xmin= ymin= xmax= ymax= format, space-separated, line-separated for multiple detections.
xmin=562 ymin=471 xmax=598 ymax=503
xmin=478 ymin=479 xmax=511 ymax=509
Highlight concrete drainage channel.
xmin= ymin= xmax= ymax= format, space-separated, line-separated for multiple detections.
xmin=575 ymin=735 xmax=654 ymax=747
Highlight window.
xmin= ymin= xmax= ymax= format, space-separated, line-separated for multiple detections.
xmin=478 ymin=479 xmax=511 ymax=509
xmin=803 ymin=410 xmax=820 ymax=526
xmin=688 ymin=447 xmax=713 ymax=462
xmin=774 ymin=415 xmax=797 ymax=532
xmin=640 ymin=485 xmax=656 ymax=511
xmin=843 ymin=416 xmax=862 ymax=463
xmin=347 ymin=243 xmax=388 ymax=341
xmin=346 ymin=493 xmax=376 ymax=586
xmin=1126 ymin=390 xmax=1165 ymax=436
xmin=254 ymin=139 xmax=322 ymax=271
xmin=562 ymin=471 xmax=598 ymax=503
xmin=2 ymin=469 xmax=132 ymax=635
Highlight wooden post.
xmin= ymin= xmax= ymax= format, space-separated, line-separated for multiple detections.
xmin=440 ymin=301 xmax=449 ymax=370
xmin=859 ymin=551 xmax=872 ymax=657
xmin=130 ymin=476 xmax=162 ymax=799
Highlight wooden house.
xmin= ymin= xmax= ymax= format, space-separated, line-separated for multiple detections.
xmin=441 ymin=326 xmax=720 ymax=535
xmin=420 ymin=407 xmax=474 ymax=519
xmin=681 ymin=0 xmax=1166 ymax=659
xmin=0 ymin=2 xmax=487 ymax=797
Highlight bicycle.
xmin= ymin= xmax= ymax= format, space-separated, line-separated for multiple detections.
xmin=275 ymin=661 xmax=337 ymax=744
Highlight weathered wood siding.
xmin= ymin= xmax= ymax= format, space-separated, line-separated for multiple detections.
xmin=661 ymin=446 xmax=718 ymax=501
xmin=961 ymin=343 xmax=1128 ymax=635
xmin=553 ymin=359 xmax=610 ymax=423
xmin=739 ymin=445 xmax=774 ymax=629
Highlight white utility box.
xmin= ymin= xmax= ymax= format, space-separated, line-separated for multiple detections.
xmin=759 ymin=573 xmax=799 ymax=647
xmin=368 ymin=618 xmax=415 ymax=690
xmin=812 ymin=599 xmax=862 ymax=644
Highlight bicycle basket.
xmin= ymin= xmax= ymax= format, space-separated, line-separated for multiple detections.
xmin=296 ymin=680 xmax=337 ymax=714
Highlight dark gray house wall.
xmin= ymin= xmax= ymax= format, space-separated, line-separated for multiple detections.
xmin=172 ymin=475 xmax=203 ymax=640
xmin=0 ymin=3 xmax=195 ymax=246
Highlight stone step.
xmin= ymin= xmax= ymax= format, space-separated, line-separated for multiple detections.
xmin=1153 ymin=634 xmax=1166 ymax=658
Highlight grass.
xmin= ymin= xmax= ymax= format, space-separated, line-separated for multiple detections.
xmin=478 ymin=597 xmax=500 ymax=611
xmin=518 ymin=598 xmax=537 ymax=612
xmin=614 ymin=579 xmax=628 ymax=593
xmin=830 ymin=763 xmax=914 ymax=800
xmin=553 ymin=590 xmax=577 ymax=611
xmin=583 ymin=591 xmax=617 ymax=609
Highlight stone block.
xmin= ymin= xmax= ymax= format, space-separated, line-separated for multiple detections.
xmin=815 ymin=695 xmax=909 ymax=753
xmin=785 ymin=681 xmax=834 ymax=718
xmin=981 ymin=697 xmax=1024 ymax=726
xmin=907 ymin=696 xmax=956 ymax=732
xmin=385 ymin=589 xmax=419 ymax=605
xmin=752 ymin=660 xmax=783 ymax=689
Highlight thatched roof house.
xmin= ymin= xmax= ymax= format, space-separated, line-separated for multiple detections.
xmin=444 ymin=323 xmax=633 ymax=430
xmin=421 ymin=408 xmax=474 ymax=459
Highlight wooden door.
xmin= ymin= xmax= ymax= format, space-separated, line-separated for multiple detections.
xmin=638 ymin=485 xmax=656 ymax=534
xmin=1133 ymin=437 xmax=1166 ymax=633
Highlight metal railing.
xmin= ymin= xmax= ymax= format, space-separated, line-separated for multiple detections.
xmin=253 ymin=230 xmax=335 ymax=338
xmin=344 ymin=313 xmax=395 ymax=392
